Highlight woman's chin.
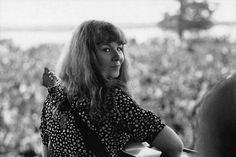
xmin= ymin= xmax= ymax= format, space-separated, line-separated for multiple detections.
xmin=106 ymin=73 xmax=120 ymax=79
xmin=112 ymin=72 xmax=120 ymax=78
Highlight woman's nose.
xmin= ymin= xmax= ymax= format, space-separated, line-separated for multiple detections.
xmin=112 ymin=49 xmax=122 ymax=61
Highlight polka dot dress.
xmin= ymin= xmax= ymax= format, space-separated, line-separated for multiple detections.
xmin=40 ymin=86 xmax=165 ymax=157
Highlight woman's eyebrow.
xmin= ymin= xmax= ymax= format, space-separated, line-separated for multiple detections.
xmin=97 ymin=43 xmax=109 ymax=47
xmin=99 ymin=44 xmax=110 ymax=48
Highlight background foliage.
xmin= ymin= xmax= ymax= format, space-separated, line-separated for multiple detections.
xmin=0 ymin=36 xmax=236 ymax=156
xmin=159 ymin=0 xmax=216 ymax=39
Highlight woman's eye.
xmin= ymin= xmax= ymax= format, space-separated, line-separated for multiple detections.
xmin=117 ymin=47 xmax=123 ymax=52
xmin=102 ymin=48 xmax=110 ymax=52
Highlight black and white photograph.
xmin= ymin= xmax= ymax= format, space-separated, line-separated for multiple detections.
xmin=0 ymin=0 xmax=236 ymax=156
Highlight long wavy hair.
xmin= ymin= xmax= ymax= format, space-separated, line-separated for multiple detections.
xmin=56 ymin=20 xmax=129 ymax=118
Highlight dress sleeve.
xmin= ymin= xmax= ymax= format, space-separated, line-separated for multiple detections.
xmin=114 ymin=88 xmax=165 ymax=144
xmin=40 ymin=95 xmax=50 ymax=146
xmin=40 ymin=83 xmax=67 ymax=146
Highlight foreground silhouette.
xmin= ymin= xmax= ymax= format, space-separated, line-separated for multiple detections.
xmin=196 ymin=74 xmax=236 ymax=157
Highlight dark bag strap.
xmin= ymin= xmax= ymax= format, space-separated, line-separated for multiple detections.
xmin=63 ymin=98 xmax=111 ymax=157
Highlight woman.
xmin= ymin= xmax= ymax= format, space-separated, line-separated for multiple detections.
xmin=40 ymin=20 xmax=183 ymax=157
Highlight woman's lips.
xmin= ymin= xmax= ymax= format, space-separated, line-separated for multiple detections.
xmin=110 ymin=65 xmax=120 ymax=70
xmin=111 ymin=65 xmax=120 ymax=68
xmin=111 ymin=62 xmax=121 ymax=67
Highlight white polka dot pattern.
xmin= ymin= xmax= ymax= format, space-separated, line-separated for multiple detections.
xmin=40 ymin=86 xmax=165 ymax=157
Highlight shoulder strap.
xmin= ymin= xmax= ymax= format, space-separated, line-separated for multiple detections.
xmin=64 ymin=98 xmax=111 ymax=157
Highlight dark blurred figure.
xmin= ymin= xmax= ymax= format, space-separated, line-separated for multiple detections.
xmin=19 ymin=150 xmax=37 ymax=157
xmin=196 ymin=74 xmax=236 ymax=157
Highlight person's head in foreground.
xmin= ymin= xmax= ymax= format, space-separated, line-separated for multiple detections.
xmin=196 ymin=74 xmax=236 ymax=157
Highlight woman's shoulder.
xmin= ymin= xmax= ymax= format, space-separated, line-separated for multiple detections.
xmin=108 ymin=86 xmax=136 ymax=108
xmin=109 ymin=86 xmax=130 ymax=96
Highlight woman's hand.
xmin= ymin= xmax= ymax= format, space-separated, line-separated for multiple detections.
xmin=41 ymin=67 xmax=58 ymax=88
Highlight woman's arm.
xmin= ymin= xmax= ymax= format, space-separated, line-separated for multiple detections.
xmin=42 ymin=145 xmax=50 ymax=157
xmin=152 ymin=125 xmax=183 ymax=157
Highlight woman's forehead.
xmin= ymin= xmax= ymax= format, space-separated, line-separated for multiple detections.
xmin=94 ymin=28 xmax=126 ymax=44
xmin=97 ymin=42 xmax=124 ymax=47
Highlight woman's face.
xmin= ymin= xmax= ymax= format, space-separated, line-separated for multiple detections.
xmin=96 ymin=42 xmax=125 ymax=79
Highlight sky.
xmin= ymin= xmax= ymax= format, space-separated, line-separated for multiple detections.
xmin=0 ymin=0 xmax=235 ymax=28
